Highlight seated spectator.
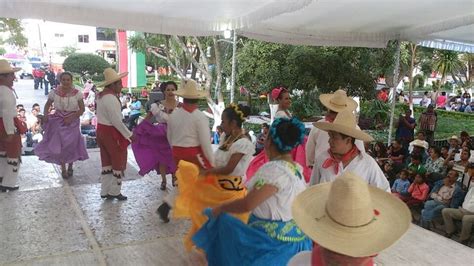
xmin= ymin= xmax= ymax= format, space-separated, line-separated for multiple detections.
xmin=460 ymin=131 xmax=472 ymax=150
xmin=127 ymin=95 xmax=142 ymax=130
xmin=17 ymin=108 xmax=26 ymax=122
xmin=425 ymin=146 xmax=446 ymax=185
xmin=408 ymin=132 xmax=429 ymax=153
xmin=407 ymin=154 xmax=427 ymax=177
xmin=451 ymin=149 xmax=472 ymax=180
xmin=80 ymin=104 xmax=96 ymax=135
xmin=448 ymin=135 xmax=461 ymax=154
xmin=442 ymin=163 xmax=474 ymax=246
xmin=383 ymin=160 xmax=398 ymax=185
xmin=464 ymin=101 xmax=474 ymax=113
xmin=141 ymin=86 xmax=149 ymax=98
xmin=404 ymin=173 xmax=430 ymax=206
xmin=392 ymin=169 xmax=410 ymax=199
xmin=420 ymin=170 xmax=465 ymax=228
xmin=440 ymin=145 xmax=450 ymax=160
xmin=16 ymin=104 xmax=24 ymax=114
xmin=255 ymin=123 xmax=269 ymax=155
xmin=32 ymin=103 xmax=42 ymax=115
xmin=388 ymin=139 xmax=406 ymax=170
xmin=372 ymin=141 xmax=388 ymax=167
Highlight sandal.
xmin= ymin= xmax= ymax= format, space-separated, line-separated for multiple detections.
xmin=160 ymin=180 xmax=167 ymax=191
xmin=172 ymin=176 xmax=178 ymax=187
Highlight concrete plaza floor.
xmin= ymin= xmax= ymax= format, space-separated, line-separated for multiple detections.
xmin=2 ymin=79 xmax=473 ymax=265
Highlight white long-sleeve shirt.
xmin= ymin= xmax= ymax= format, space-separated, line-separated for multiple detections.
xmin=310 ymin=150 xmax=390 ymax=192
xmin=167 ymin=107 xmax=214 ymax=166
xmin=96 ymin=94 xmax=132 ymax=139
xmin=462 ymin=185 xmax=474 ymax=212
xmin=305 ymin=120 xmax=366 ymax=167
xmin=0 ymin=85 xmax=17 ymax=135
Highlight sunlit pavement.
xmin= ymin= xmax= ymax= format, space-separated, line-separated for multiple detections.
xmin=1 ymin=80 xmax=203 ymax=265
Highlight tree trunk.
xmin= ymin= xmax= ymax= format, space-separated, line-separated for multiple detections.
xmin=213 ymin=37 xmax=223 ymax=100
xmin=191 ymin=48 xmax=200 ymax=80
xmin=408 ymin=43 xmax=417 ymax=104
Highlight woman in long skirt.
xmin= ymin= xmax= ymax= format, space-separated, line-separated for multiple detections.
xmin=35 ymin=72 xmax=89 ymax=178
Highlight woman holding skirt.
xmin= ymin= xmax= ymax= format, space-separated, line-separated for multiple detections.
xmin=173 ymin=103 xmax=255 ymax=250
xmin=35 ymin=72 xmax=89 ymax=178
xmin=132 ymin=81 xmax=180 ymax=190
xmin=193 ymin=117 xmax=312 ymax=266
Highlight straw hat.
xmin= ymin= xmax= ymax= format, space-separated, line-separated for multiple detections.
xmin=411 ymin=139 xmax=427 ymax=148
xmin=0 ymin=59 xmax=21 ymax=74
xmin=313 ymin=109 xmax=374 ymax=142
xmin=98 ymin=68 xmax=128 ymax=87
xmin=319 ymin=89 xmax=358 ymax=113
xmin=174 ymin=79 xmax=208 ymax=99
xmin=292 ymin=171 xmax=411 ymax=257
xmin=448 ymin=135 xmax=460 ymax=143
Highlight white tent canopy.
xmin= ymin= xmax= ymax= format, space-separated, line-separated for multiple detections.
xmin=1 ymin=0 xmax=473 ymax=48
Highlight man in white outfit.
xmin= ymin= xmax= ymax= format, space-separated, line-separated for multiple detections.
xmin=310 ymin=109 xmax=390 ymax=192
xmin=0 ymin=60 xmax=26 ymax=191
xmin=96 ymin=68 xmax=133 ymax=200
xmin=306 ymin=89 xmax=365 ymax=169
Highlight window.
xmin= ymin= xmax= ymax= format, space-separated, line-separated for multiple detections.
xmin=96 ymin=27 xmax=116 ymax=41
xmin=78 ymin=35 xmax=89 ymax=43
xmin=54 ymin=33 xmax=64 ymax=38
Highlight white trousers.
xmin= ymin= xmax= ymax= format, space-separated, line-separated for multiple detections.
xmin=100 ymin=168 xmax=122 ymax=196
xmin=0 ymin=152 xmax=7 ymax=178
xmin=1 ymin=157 xmax=19 ymax=187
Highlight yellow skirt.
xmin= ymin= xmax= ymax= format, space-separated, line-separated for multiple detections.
xmin=173 ymin=160 xmax=249 ymax=250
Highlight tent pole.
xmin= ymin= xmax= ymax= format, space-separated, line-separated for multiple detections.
xmin=387 ymin=40 xmax=401 ymax=146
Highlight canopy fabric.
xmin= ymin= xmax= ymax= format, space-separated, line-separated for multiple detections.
xmin=418 ymin=40 xmax=474 ymax=53
xmin=1 ymin=0 xmax=473 ymax=48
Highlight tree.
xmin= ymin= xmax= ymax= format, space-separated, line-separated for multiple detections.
xmin=63 ymin=53 xmax=110 ymax=81
xmin=58 ymin=46 xmax=78 ymax=57
xmin=433 ymin=50 xmax=463 ymax=84
xmin=0 ymin=46 xmax=6 ymax=55
xmin=0 ymin=18 xmax=27 ymax=48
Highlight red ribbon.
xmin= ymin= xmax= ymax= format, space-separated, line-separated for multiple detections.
xmin=322 ymin=146 xmax=360 ymax=174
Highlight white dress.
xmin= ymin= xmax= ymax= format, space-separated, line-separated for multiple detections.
xmin=248 ymin=160 xmax=307 ymax=221
xmin=214 ymin=138 xmax=255 ymax=178
xmin=48 ymin=89 xmax=83 ymax=112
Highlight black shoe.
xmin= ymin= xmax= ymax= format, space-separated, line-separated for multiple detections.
xmin=445 ymin=232 xmax=454 ymax=239
xmin=460 ymin=239 xmax=470 ymax=246
xmin=0 ymin=185 xmax=19 ymax=192
xmin=113 ymin=194 xmax=128 ymax=201
xmin=157 ymin=202 xmax=171 ymax=223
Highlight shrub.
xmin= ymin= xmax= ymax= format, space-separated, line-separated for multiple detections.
xmin=63 ymin=53 xmax=110 ymax=81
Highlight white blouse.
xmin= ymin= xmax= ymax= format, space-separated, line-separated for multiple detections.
xmin=275 ymin=110 xmax=292 ymax=119
xmin=214 ymin=138 xmax=255 ymax=177
xmin=248 ymin=160 xmax=307 ymax=221
xmin=48 ymin=89 xmax=83 ymax=112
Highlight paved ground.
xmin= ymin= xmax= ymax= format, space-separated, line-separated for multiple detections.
xmin=2 ymin=79 xmax=472 ymax=265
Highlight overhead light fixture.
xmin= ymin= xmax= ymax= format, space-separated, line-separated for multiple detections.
xmin=223 ymin=29 xmax=232 ymax=39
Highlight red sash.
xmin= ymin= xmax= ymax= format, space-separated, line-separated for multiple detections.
xmin=172 ymin=146 xmax=212 ymax=169
xmin=97 ymin=123 xmax=130 ymax=149
xmin=0 ymin=117 xmax=27 ymax=136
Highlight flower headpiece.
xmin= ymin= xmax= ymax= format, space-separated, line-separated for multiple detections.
xmin=228 ymin=103 xmax=246 ymax=122
xmin=271 ymin=87 xmax=287 ymax=101
xmin=269 ymin=117 xmax=306 ymax=152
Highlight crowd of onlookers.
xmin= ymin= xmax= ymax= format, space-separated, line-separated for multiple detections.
xmin=367 ymin=107 xmax=474 ymax=245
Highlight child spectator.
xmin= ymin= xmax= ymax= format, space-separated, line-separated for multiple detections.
xmin=407 ymin=154 xmax=427 ymax=177
xmin=372 ymin=141 xmax=388 ymax=167
xmin=392 ymin=169 xmax=410 ymax=199
xmin=404 ymin=173 xmax=430 ymax=206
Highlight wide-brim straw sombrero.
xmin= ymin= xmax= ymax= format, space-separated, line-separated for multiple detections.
xmin=292 ymin=171 xmax=411 ymax=257
xmin=174 ymin=79 xmax=208 ymax=99
xmin=0 ymin=59 xmax=22 ymax=74
xmin=98 ymin=68 xmax=128 ymax=87
xmin=411 ymin=139 xmax=427 ymax=148
xmin=448 ymin=135 xmax=461 ymax=144
xmin=313 ymin=109 xmax=374 ymax=142
xmin=320 ymin=89 xmax=358 ymax=113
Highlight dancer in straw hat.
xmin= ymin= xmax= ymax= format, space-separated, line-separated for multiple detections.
xmin=0 ymin=59 xmax=27 ymax=191
xmin=35 ymin=71 xmax=89 ymax=178
xmin=289 ymin=171 xmax=411 ymax=265
xmin=156 ymin=79 xmax=214 ymax=222
xmin=310 ymin=109 xmax=390 ymax=191
xmin=192 ymin=118 xmax=311 ymax=265
xmin=306 ymin=89 xmax=365 ymax=170
xmin=95 ymin=68 xmax=132 ymax=200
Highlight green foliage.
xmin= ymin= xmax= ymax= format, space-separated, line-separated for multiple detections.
xmin=433 ymin=50 xmax=463 ymax=81
xmin=0 ymin=46 xmax=5 ymax=55
xmin=413 ymin=74 xmax=425 ymax=89
xmin=58 ymin=46 xmax=78 ymax=57
xmin=0 ymin=18 xmax=27 ymax=48
xmin=63 ymin=53 xmax=110 ymax=81
xmin=290 ymin=89 xmax=323 ymax=120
